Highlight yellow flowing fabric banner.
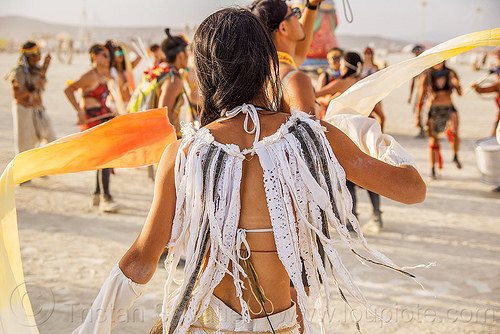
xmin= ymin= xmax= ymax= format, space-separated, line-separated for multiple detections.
xmin=0 ymin=108 xmax=175 ymax=333
xmin=325 ymin=28 xmax=500 ymax=118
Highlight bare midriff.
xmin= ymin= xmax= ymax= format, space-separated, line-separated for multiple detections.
xmin=205 ymin=111 xmax=296 ymax=319
xmin=428 ymin=90 xmax=453 ymax=106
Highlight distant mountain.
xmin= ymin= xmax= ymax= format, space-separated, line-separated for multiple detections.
xmin=0 ymin=16 xmax=184 ymax=52
xmin=0 ymin=15 xmax=413 ymax=53
xmin=336 ymin=34 xmax=414 ymax=53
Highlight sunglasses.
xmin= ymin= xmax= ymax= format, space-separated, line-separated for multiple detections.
xmin=114 ymin=50 xmax=124 ymax=57
xmin=330 ymin=56 xmax=341 ymax=61
xmin=282 ymin=7 xmax=302 ymax=22
xmin=99 ymin=52 xmax=110 ymax=59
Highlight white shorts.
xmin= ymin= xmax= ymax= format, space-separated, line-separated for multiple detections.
xmin=187 ymin=295 xmax=299 ymax=334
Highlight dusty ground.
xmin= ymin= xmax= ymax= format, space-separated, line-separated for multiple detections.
xmin=0 ymin=51 xmax=499 ymax=333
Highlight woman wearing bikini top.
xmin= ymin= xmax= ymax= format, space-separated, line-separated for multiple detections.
xmin=64 ymin=44 xmax=120 ymax=213
xmin=73 ymin=9 xmax=426 ymax=334
xmin=416 ymin=61 xmax=463 ymax=179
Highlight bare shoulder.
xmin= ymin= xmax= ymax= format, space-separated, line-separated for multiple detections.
xmin=156 ymin=139 xmax=183 ymax=177
xmin=285 ymin=70 xmax=312 ymax=89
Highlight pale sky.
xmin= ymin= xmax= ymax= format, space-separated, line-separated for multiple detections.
xmin=0 ymin=0 xmax=498 ymax=43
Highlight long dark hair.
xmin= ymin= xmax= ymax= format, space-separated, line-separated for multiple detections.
xmin=343 ymin=52 xmax=362 ymax=79
xmin=249 ymin=0 xmax=288 ymax=35
xmin=112 ymin=46 xmax=125 ymax=71
xmin=88 ymin=44 xmax=107 ymax=64
xmin=193 ymin=8 xmax=282 ymax=126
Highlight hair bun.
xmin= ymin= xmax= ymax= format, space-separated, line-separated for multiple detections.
xmin=164 ymin=28 xmax=171 ymax=38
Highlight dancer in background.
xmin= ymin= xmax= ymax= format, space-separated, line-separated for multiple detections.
xmin=64 ymin=44 xmax=120 ymax=213
xmin=361 ymin=46 xmax=385 ymax=132
xmin=157 ymin=28 xmax=190 ymax=138
xmin=471 ymin=66 xmax=500 ymax=137
xmin=316 ymin=47 xmax=343 ymax=118
xmin=9 ymin=41 xmax=56 ymax=165
xmin=109 ymin=44 xmax=142 ymax=106
xmin=416 ymin=61 xmax=463 ymax=179
xmin=316 ymin=47 xmax=344 ymax=90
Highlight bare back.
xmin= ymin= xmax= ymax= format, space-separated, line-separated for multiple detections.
xmin=206 ymin=111 xmax=292 ymax=317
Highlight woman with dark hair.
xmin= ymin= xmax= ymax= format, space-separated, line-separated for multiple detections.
xmin=109 ymin=44 xmax=142 ymax=106
xmin=73 ymin=9 xmax=425 ymax=334
xmin=64 ymin=44 xmax=120 ymax=213
xmin=158 ymin=28 xmax=190 ymax=138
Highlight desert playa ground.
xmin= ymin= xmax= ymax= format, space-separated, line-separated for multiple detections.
xmin=0 ymin=51 xmax=499 ymax=333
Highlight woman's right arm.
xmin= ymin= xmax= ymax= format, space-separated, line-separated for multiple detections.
xmin=119 ymin=139 xmax=182 ymax=284
xmin=64 ymin=72 xmax=90 ymax=123
xmin=322 ymin=121 xmax=426 ymax=204
xmin=315 ymin=79 xmax=345 ymax=98
xmin=316 ymin=72 xmax=327 ymax=91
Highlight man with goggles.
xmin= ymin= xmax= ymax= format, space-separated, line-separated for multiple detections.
xmin=250 ymin=0 xmax=324 ymax=118
xmin=9 ymin=41 xmax=56 ymax=171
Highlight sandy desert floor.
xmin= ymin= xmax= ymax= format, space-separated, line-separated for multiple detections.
xmin=0 ymin=51 xmax=499 ymax=333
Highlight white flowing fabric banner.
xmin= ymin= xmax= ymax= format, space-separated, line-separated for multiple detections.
xmin=324 ymin=28 xmax=499 ymax=165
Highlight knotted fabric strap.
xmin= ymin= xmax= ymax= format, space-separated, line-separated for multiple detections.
xmin=220 ymin=104 xmax=263 ymax=155
xmin=235 ymin=227 xmax=274 ymax=261
xmin=236 ymin=228 xmax=252 ymax=261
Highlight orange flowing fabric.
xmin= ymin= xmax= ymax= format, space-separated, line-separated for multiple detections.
xmin=0 ymin=108 xmax=175 ymax=333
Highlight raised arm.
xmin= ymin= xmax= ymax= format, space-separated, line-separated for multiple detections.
xmin=295 ymin=0 xmax=323 ymax=66
xmin=131 ymin=54 xmax=142 ymax=69
xmin=119 ymin=139 xmax=181 ymax=284
xmin=321 ymin=120 xmax=426 ymax=204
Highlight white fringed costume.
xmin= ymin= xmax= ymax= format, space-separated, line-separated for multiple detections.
xmin=160 ymin=104 xmax=417 ymax=334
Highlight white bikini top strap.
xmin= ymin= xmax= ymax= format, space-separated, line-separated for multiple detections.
xmin=219 ymin=103 xmax=262 ymax=155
